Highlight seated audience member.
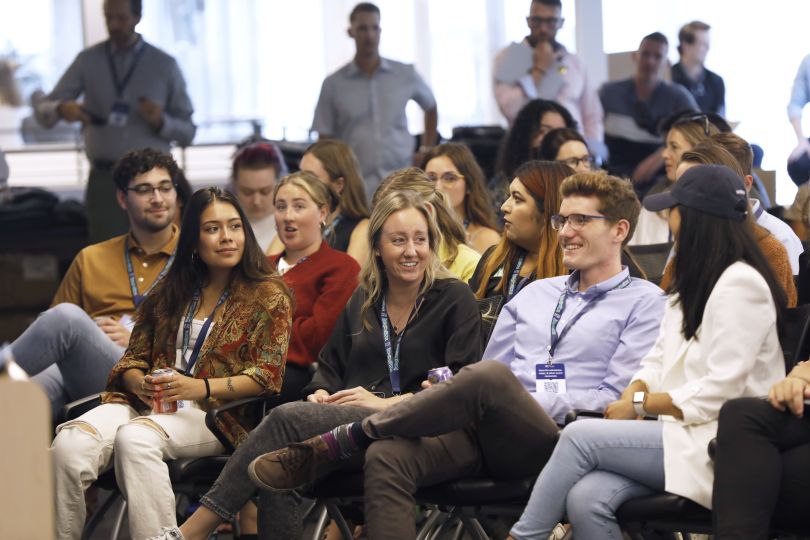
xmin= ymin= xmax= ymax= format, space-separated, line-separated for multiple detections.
xmin=9 ymin=148 xmax=180 ymax=418
xmin=536 ymin=127 xmax=596 ymax=173
xmin=296 ymin=138 xmax=371 ymax=264
xmin=630 ymin=113 xmax=719 ymax=246
xmin=231 ymin=140 xmax=288 ymax=253
xmin=470 ymin=160 xmax=570 ymax=303
xmin=671 ymin=21 xmax=725 ymax=116
xmin=51 ymin=187 xmax=292 ymax=540
xmin=247 ymin=172 xmax=666 ymax=540
xmin=658 ymin=142 xmax=797 ymax=307
xmin=494 ymin=98 xmax=577 ymax=191
xmin=600 ymin=32 xmax=698 ymax=187
xmin=421 ymin=142 xmax=500 ymax=254
xmin=710 ymin=132 xmax=803 ymax=274
xmin=270 ymin=171 xmax=361 ymax=401
xmin=161 ymin=186 xmax=482 ymax=540
xmin=373 ymin=168 xmax=482 ymax=283
xmin=506 ymin=164 xmax=786 ymax=539
xmin=787 ymin=53 xmax=810 ymax=187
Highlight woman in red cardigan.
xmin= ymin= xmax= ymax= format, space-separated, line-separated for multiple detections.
xmin=270 ymin=170 xmax=361 ymax=402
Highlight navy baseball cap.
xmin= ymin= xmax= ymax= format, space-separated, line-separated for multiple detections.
xmin=643 ymin=164 xmax=748 ymax=221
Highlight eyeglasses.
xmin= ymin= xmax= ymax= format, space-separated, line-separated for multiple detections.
xmin=559 ymin=155 xmax=595 ymax=170
xmin=526 ymin=16 xmax=563 ymax=28
xmin=125 ymin=181 xmax=176 ymax=198
xmin=426 ymin=171 xmax=464 ymax=185
xmin=550 ymin=213 xmax=611 ymax=231
xmin=675 ymin=113 xmax=711 ymax=136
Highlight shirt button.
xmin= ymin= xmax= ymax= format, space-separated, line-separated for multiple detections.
xmin=142 ymin=262 xmax=149 ymax=268
xmin=138 ymin=277 xmax=144 ymax=283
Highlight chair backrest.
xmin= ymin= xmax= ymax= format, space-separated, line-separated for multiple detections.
xmin=779 ymin=304 xmax=810 ymax=371
xmin=625 ymin=242 xmax=673 ymax=286
xmin=477 ymin=294 xmax=505 ymax=350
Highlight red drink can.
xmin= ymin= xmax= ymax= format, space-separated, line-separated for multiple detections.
xmin=151 ymin=368 xmax=178 ymax=414
xmin=427 ymin=367 xmax=453 ymax=384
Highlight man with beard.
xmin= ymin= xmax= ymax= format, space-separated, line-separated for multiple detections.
xmin=8 ymin=148 xmax=180 ymax=418
xmin=34 ymin=0 xmax=195 ymax=243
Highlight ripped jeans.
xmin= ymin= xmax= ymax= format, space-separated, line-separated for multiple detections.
xmin=50 ymin=402 xmax=224 ymax=540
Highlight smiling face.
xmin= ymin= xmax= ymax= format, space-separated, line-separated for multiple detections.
xmin=377 ymin=207 xmax=430 ymax=289
xmin=662 ymin=129 xmax=693 ymax=182
xmin=117 ymin=166 xmax=177 ymax=234
xmin=425 ymin=155 xmax=467 ymax=216
xmin=274 ymin=183 xmax=327 ymax=255
xmin=500 ymin=177 xmax=544 ymax=252
xmin=557 ymin=195 xmax=623 ymax=273
xmin=197 ymin=200 xmax=245 ymax=273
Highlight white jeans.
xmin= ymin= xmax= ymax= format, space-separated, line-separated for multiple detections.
xmin=50 ymin=402 xmax=225 ymax=540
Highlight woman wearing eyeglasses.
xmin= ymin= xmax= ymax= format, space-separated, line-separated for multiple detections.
xmin=630 ymin=113 xmax=719 ymax=246
xmin=535 ymin=127 xmax=595 ymax=173
xmin=507 ymin=165 xmax=786 ymax=540
xmin=421 ymin=143 xmax=500 ymax=254
xmin=50 ymin=187 xmax=293 ymax=540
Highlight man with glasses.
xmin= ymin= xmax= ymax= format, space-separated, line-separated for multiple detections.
xmin=600 ymin=32 xmax=697 ymax=190
xmin=35 ymin=0 xmax=195 ymax=243
xmin=7 ymin=148 xmax=180 ymax=418
xmin=494 ymin=0 xmax=604 ymax=158
xmin=312 ymin=2 xmax=438 ymax=199
xmin=247 ymin=171 xmax=665 ymax=540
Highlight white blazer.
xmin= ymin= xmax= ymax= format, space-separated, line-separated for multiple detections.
xmin=633 ymin=261 xmax=784 ymax=509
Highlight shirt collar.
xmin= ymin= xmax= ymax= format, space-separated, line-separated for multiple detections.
xmin=127 ymin=224 xmax=178 ymax=256
xmin=347 ymin=57 xmax=391 ymax=76
xmin=565 ymin=266 xmax=631 ymax=298
xmin=109 ymin=34 xmax=144 ymax=55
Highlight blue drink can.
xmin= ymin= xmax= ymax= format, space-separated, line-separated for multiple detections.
xmin=427 ymin=367 xmax=453 ymax=384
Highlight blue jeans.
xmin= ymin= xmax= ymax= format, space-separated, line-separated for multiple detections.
xmin=511 ymin=418 xmax=665 ymax=540
xmin=12 ymin=303 xmax=124 ymax=417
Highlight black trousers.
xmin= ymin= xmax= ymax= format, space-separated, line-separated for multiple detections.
xmin=713 ymin=397 xmax=810 ymax=539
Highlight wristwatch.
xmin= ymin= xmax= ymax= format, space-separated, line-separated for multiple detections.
xmin=632 ymin=391 xmax=647 ymax=417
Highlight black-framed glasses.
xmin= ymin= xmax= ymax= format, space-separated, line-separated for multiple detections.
xmin=559 ymin=155 xmax=595 ymax=170
xmin=426 ymin=171 xmax=464 ymax=185
xmin=550 ymin=213 xmax=610 ymax=231
xmin=675 ymin=113 xmax=711 ymax=136
xmin=526 ymin=16 xmax=563 ymax=28
xmin=125 ymin=181 xmax=176 ymax=198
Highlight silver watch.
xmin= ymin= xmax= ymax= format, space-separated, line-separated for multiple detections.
xmin=632 ymin=391 xmax=647 ymax=416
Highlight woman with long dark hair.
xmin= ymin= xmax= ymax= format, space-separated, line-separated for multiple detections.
xmin=420 ymin=142 xmax=500 ymax=254
xmin=507 ymin=164 xmax=787 ymax=540
xmin=50 ymin=187 xmax=293 ymax=540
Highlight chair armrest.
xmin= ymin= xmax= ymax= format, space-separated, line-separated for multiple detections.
xmin=708 ymin=437 xmax=717 ymax=461
xmin=62 ymin=393 xmax=102 ymax=422
xmin=204 ymin=393 xmax=289 ymax=452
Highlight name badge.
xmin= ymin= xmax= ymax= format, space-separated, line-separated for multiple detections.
xmin=108 ymin=101 xmax=130 ymax=127
xmin=536 ymin=363 xmax=566 ymax=394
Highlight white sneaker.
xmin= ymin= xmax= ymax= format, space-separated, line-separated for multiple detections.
xmin=146 ymin=526 xmax=185 ymax=540
xmin=548 ymin=522 xmax=572 ymax=540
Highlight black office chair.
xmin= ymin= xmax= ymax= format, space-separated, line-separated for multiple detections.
xmin=625 ymin=243 xmax=673 ymax=286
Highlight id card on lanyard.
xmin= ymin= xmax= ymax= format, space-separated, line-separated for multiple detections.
xmin=125 ymin=239 xmax=175 ymax=308
xmin=181 ymin=289 xmax=229 ymax=375
xmin=106 ymin=40 xmax=145 ymax=127
xmin=537 ymin=275 xmax=631 ymax=393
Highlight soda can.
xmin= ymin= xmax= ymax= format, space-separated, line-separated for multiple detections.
xmin=427 ymin=366 xmax=453 ymax=385
xmin=151 ymin=368 xmax=178 ymax=414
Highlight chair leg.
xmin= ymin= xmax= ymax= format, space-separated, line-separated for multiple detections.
xmin=416 ymin=508 xmax=447 ymax=540
xmin=110 ymin=498 xmax=127 ymax=540
xmin=325 ymin=502 xmax=354 ymax=540
xmin=460 ymin=516 xmax=489 ymax=540
xmin=307 ymin=503 xmax=329 ymax=540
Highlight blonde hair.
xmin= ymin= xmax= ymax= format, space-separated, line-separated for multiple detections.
xmin=304 ymin=139 xmax=370 ymax=219
xmin=372 ymin=167 xmax=467 ymax=268
xmin=273 ymin=170 xmax=338 ymax=213
xmin=360 ymin=189 xmax=449 ymax=328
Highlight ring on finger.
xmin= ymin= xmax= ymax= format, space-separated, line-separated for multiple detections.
xmin=167 ymin=382 xmax=172 ymax=390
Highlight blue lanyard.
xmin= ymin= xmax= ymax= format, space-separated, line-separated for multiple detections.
xmin=125 ymin=239 xmax=175 ymax=308
xmin=106 ymin=39 xmax=146 ymax=98
xmin=380 ymin=296 xmax=422 ymax=394
xmin=181 ymin=288 xmax=229 ymax=374
xmin=753 ymin=202 xmax=764 ymax=219
xmin=323 ymin=214 xmax=343 ymax=240
xmin=507 ymin=254 xmax=526 ymax=300
xmin=547 ymin=275 xmax=631 ymax=361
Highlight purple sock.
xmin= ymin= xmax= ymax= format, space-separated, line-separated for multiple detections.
xmin=321 ymin=422 xmax=373 ymax=460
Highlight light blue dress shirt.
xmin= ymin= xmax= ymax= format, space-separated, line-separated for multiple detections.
xmin=483 ymin=267 xmax=665 ymax=424
xmin=311 ymin=58 xmax=436 ymax=197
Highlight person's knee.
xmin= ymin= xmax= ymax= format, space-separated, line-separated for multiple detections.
xmin=718 ymin=397 xmax=768 ymax=436
xmin=51 ymin=422 xmax=103 ymax=477
xmin=114 ymin=418 xmax=165 ymax=459
xmin=565 ymin=474 xmax=611 ymax=524
xmin=45 ymin=303 xmax=89 ymax=328
xmin=460 ymin=360 xmax=516 ymax=392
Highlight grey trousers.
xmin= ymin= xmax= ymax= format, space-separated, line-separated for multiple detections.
xmin=362 ymin=360 xmax=561 ymax=540
xmin=199 ymin=401 xmax=376 ymax=540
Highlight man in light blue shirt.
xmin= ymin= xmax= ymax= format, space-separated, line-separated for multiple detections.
xmin=311 ymin=3 xmax=438 ymax=198
xmin=245 ymin=172 xmax=666 ymax=539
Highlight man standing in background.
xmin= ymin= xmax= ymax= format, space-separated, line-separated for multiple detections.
xmin=671 ymin=21 xmax=725 ymax=116
xmin=35 ymin=0 xmax=195 ymax=243
xmin=311 ymin=2 xmax=438 ymax=198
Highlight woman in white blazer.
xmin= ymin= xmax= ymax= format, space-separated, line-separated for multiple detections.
xmin=508 ymin=164 xmax=788 ymax=540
